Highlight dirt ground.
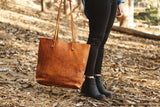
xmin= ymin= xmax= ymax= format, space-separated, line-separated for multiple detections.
xmin=0 ymin=0 xmax=160 ymax=107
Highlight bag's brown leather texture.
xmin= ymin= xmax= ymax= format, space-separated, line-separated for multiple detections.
xmin=36 ymin=0 xmax=90 ymax=89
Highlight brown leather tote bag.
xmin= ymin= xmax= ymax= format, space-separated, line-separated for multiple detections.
xmin=36 ymin=0 xmax=90 ymax=89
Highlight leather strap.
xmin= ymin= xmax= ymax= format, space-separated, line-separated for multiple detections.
xmin=69 ymin=1 xmax=76 ymax=43
xmin=53 ymin=0 xmax=76 ymax=50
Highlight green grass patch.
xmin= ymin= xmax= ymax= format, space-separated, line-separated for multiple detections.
xmin=134 ymin=8 xmax=160 ymax=26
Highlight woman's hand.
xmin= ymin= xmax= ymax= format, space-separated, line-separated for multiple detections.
xmin=116 ymin=3 xmax=124 ymax=18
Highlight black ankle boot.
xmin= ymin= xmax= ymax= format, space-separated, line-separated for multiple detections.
xmin=95 ymin=76 xmax=112 ymax=98
xmin=81 ymin=77 xmax=106 ymax=100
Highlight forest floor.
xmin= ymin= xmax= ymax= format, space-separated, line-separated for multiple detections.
xmin=0 ymin=0 xmax=160 ymax=107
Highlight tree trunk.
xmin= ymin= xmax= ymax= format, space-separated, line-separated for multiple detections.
xmin=112 ymin=25 xmax=160 ymax=40
xmin=158 ymin=0 xmax=160 ymax=17
xmin=1 ymin=0 xmax=7 ymax=6
xmin=64 ymin=0 xmax=70 ymax=15
xmin=77 ymin=0 xmax=83 ymax=10
xmin=73 ymin=0 xmax=83 ymax=12
xmin=120 ymin=0 xmax=134 ymax=28
xmin=158 ymin=0 xmax=160 ymax=26
xmin=41 ymin=0 xmax=44 ymax=11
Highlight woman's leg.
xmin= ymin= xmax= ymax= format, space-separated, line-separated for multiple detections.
xmin=84 ymin=0 xmax=112 ymax=76
xmin=81 ymin=0 xmax=117 ymax=100
xmin=93 ymin=0 xmax=118 ymax=98
xmin=94 ymin=0 xmax=118 ymax=75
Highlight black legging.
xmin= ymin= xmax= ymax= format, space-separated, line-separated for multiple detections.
xmin=84 ymin=0 xmax=118 ymax=76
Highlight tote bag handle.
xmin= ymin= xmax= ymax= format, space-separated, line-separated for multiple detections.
xmin=52 ymin=0 xmax=76 ymax=50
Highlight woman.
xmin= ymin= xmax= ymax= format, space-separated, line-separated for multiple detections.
xmin=81 ymin=0 xmax=124 ymax=100
xmin=55 ymin=0 xmax=124 ymax=100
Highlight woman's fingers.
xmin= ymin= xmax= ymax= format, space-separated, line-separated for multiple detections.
xmin=116 ymin=3 xmax=124 ymax=18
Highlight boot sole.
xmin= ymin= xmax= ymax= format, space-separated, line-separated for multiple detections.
xmin=81 ymin=92 xmax=106 ymax=100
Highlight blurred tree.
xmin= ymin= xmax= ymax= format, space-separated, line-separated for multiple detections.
xmin=158 ymin=0 xmax=160 ymax=26
xmin=64 ymin=0 xmax=82 ymax=14
xmin=41 ymin=0 xmax=44 ymax=11
xmin=41 ymin=0 xmax=54 ymax=12
xmin=40 ymin=0 xmax=83 ymax=14
xmin=72 ymin=0 xmax=83 ymax=12
xmin=1 ymin=0 xmax=7 ymax=6
xmin=64 ymin=0 xmax=70 ymax=14
xmin=120 ymin=0 xmax=134 ymax=28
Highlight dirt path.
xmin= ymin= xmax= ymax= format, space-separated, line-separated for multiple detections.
xmin=0 ymin=0 xmax=160 ymax=106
